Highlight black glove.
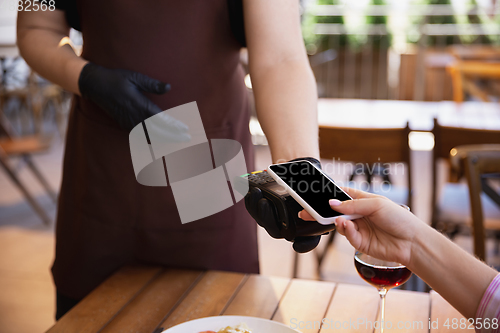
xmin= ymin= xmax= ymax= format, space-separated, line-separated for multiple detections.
xmin=78 ymin=62 xmax=189 ymax=139
xmin=245 ymin=157 xmax=323 ymax=253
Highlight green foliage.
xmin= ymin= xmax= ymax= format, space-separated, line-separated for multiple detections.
xmin=316 ymin=0 xmax=345 ymax=24
xmin=302 ymin=10 xmax=320 ymax=51
xmin=412 ymin=0 xmax=459 ymax=46
xmin=465 ymin=0 xmax=492 ymax=44
xmin=366 ymin=0 xmax=392 ymax=49
xmin=366 ymin=0 xmax=388 ymax=25
xmin=302 ymin=0 xmax=347 ymax=54
xmin=427 ymin=0 xmax=456 ymax=24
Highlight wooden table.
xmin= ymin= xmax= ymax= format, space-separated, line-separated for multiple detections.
xmin=317 ymin=98 xmax=500 ymax=131
xmin=47 ymin=266 xmax=474 ymax=333
xmin=449 ymin=45 xmax=500 ymax=62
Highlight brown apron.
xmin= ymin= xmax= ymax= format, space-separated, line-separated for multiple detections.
xmin=52 ymin=0 xmax=259 ymax=300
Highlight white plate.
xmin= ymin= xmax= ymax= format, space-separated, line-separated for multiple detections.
xmin=162 ymin=315 xmax=300 ymax=333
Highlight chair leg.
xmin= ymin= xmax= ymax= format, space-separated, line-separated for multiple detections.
xmin=51 ymin=96 xmax=67 ymax=138
xmin=23 ymin=155 xmax=57 ymax=203
xmin=495 ymin=232 xmax=500 ymax=256
xmin=317 ymin=231 xmax=336 ymax=265
xmin=316 ymin=231 xmax=337 ymax=279
xmin=292 ymin=252 xmax=299 ymax=278
xmin=292 ymin=231 xmax=337 ymax=279
xmin=0 ymin=158 xmax=52 ymax=225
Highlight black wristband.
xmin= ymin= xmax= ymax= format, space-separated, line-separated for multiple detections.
xmin=289 ymin=157 xmax=321 ymax=169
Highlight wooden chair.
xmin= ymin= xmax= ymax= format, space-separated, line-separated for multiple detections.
xmin=457 ymin=146 xmax=500 ymax=261
xmin=293 ymin=123 xmax=412 ymax=278
xmin=449 ymin=45 xmax=500 ymax=62
xmin=41 ymin=84 xmax=68 ymax=137
xmin=1 ymin=70 xmax=67 ymax=136
xmin=0 ymin=117 xmax=57 ymax=225
xmin=447 ymin=46 xmax=500 ymax=103
xmin=431 ymin=119 xmax=500 ymax=237
xmin=446 ymin=61 xmax=500 ymax=103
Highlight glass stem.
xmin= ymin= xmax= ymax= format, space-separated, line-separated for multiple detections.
xmin=378 ymin=288 xmax=387 ymax=333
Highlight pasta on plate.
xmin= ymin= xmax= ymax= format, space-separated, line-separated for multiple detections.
xmin=199 ymin=322 xmax=252 ymax=333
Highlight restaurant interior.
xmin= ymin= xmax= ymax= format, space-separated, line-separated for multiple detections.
xmin=1 ymin=0 xmax=500 ymax=332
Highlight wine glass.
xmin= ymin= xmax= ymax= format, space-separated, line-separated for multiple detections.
xmin=354 ymin=252 xmax=412 ymax=333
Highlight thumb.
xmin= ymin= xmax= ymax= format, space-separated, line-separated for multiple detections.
xmin=329 ymin=198 xmax=383 ymax=217
xmin=130 ymin=72 xmax=170 ymax=94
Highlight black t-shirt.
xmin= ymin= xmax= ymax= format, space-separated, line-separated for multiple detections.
xmin=54 ymin=0 xmax=247 ymax=47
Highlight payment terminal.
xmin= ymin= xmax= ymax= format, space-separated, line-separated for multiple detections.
xmin=239 ymin=170 xmax=336 ymax=241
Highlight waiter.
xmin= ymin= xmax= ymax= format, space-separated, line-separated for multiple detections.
xmin=17 ymin=0 xmax=320 ymax=319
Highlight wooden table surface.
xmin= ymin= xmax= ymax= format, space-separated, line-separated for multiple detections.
xmin=47 ymin=266 xmax=474 ymax=333
xmin=317 ymin=99 xmax=500 ymax=131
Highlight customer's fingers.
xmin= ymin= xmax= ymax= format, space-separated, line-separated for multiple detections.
xmin=329 ymin=197 xmax=384 ymax=217
xmin=340 ymin=187 xmax=380 ymax=199
xmin=335 ymin=217 xmax=362 ymax=249
xmin=335 ymin=217 xmax=347 ymax=236
xmin=344 ymin=219 xmax=362 ymax=249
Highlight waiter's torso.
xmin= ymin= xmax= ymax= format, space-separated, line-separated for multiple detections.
xmin=52 ymin=0 xmax=259 ymax=299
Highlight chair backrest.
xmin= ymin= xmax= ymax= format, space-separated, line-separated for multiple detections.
xmin=319 ymin=123 xmax=411 ymax=164
xmin=318 ymin=122 xmax=412 ymax=207
xmin=432 ymin=118 xmax=500 ymax=161
xmin=463 ymin=147 xmax=500 ymax=260
xmin=431 ymin=118 xmax=500 ymax=227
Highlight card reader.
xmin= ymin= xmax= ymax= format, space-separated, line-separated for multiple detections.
xmin=239 ymin=170 xmax=336 ymax=241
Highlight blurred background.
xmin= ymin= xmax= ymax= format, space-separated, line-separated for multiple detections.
xmin=1 ymin=0 xmax=500 ymax=331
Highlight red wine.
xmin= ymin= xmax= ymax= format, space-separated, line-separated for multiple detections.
xmin=355 ymin=254 xmax=412 ymax=289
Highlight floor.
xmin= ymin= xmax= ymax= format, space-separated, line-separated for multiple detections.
xmin=0 ymin=138 xmax=62 ymax=333
xmin=0 ymin=138 xmax=498 ymax=332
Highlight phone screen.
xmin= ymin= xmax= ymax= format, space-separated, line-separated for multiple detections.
xmin=269 ymin=161 xmax=351 ymax=218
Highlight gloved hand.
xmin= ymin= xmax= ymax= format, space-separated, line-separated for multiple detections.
xmin=245 ymin=157 xmax=323 ymax=253
xmin=78 ymin=62 xmax=189 ymax=140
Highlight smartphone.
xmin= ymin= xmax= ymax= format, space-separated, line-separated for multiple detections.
xmin=267 ymin=160 xmax=362 ymax=225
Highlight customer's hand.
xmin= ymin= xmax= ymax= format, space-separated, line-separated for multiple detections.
xmin=78 ymin=62 xmax=189 ymax=138
xmin=302 ymin=188 xmax=499 ymax=321
xmin=299 ymin=187 xmax=425 ymax=266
